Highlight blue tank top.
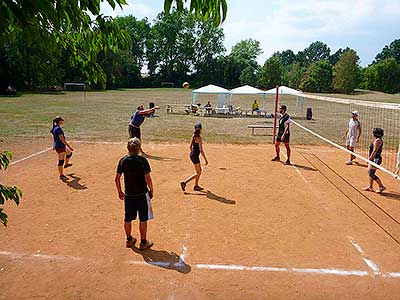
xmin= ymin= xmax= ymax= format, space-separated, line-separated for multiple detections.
xmin=130 ymin=111 xmax=145 ymax=127
xmin=369 ymin=138 xmax=383 ymax=159
xmin=52 ymin=125 xmax=65 ymax=149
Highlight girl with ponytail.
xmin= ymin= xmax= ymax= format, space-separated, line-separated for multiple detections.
xmin=51 ymin=116 xmax=74 ymax=180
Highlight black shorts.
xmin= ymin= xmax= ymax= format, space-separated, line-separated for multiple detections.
xmin=373 ymin=157 xmax=382 ymax=165
xmin=124 ymin=193 xmax=153 ymax=222
xmin=190 ymin=154 xmax=200 ymax=165
xmin=277 ymin=133 xmax=290 ymax=143
xmin=128 ymin=124 xmax=141 ymax=140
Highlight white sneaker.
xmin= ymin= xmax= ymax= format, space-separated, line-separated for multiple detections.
xmin=362 ymin=186 xmax=374 ymax=192
xmin=346 ymin=160 xmax=353 ymax=165
xmin=376 ymin=186 xmax=386 ymax=194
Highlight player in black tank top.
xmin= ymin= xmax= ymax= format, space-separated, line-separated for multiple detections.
xmin=363 ymin=128 xmax=386 ymax=193
xmin=180 ymin=123 xmax=209 ymax=192
xmin=271 ymin=105 xmax=292 ymax=165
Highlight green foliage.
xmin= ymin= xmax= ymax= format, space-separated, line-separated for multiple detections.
xmin=374 ymin=39 xmax=400 ymax=64
xmin=300 ymin=60 xmax=333 ymax=92
xmin=361 ymin=58 xmax=400 ymax=94
xmin=230 ymin=39 xmax=262 ymax=66
xmin=258 ymin=57 xmax=284 ymax=89
xmin=287 ymin=62 xmax=307 ymax=89
xmin=164 ymin=0 xmax=227 ymax=26
xmin=239 ymin=66 xmax=259 ymax=86
xmin=0 ymin=150 xmax=22 ymax=226
xmin=272 ymin=50 xmax=296 ymax=66
xmin=333 ymin=50 xmax=360 ymax=94
xmin=297 ymin=41 xmax=330 ymax=66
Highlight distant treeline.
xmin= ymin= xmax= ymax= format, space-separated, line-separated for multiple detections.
xmin=1 ymin=9 xmax=399 ymax=94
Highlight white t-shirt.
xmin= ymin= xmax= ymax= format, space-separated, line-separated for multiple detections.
xmin=347 ymin=119 xmax=360 ymax=139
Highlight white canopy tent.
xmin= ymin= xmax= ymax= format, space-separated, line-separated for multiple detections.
xmin=192 ymin=84 xmax=230 ymax=108
xmin=229 ymin=85 xmax=267 ymax=110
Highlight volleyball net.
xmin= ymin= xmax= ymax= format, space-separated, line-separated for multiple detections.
xmin=277 ymin=92 xmax=400 ymax=179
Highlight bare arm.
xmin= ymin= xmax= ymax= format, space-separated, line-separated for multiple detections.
xmin=114 ymin=173 xmax=125 ymax=200
xmin=145 ymin=173 xmax=154 ymax=197
xmin=282 ymin=121 xmax=290 ymax=137
xmin=198 ymin=138 xmax=208 ymax=165
xmin=59 ymin=135 xmax=73 ymax=151
xmin=138 ymin=106 xmax=160 ymax=116
xmin=357 ymin=126 xmax=362 ymax=142
xmin=344 ymin=128 xmax=349 ymax=138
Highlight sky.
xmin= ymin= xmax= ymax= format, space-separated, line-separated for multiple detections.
xmin=100 ymin=0 xmax=400 ymax=66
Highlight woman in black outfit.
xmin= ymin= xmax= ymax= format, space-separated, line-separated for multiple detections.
xmin=180 ymin=123 xmax=208 ymax=192
xmin=363 ymin=128 xmax=386 ymax=193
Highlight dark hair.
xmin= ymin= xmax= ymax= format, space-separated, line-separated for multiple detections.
xmin=280 ymin=105 xmax=287 ymax=112
xmin=50 ymin=116 xmax=63 ymax=133
xmin=373 ymin=127 xmax=384 ymax=138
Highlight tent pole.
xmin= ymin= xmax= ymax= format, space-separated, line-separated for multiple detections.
xmin=273 ymin=85 xmax=279 ymax=144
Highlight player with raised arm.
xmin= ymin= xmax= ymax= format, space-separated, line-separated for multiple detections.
xmin=363 ymin=128 xmax=386 ymax=193
xmin=271 ymin=105 xmax=291 ymax=165
xmin=50 ymin=116 xmax=74 ymax=180
xmin=115 ymin=138 xmax=154 ymax=250
xmin=180 ymin=123 xmax=209 ymax=192
xmin=128 ymin=104 xmax=160 ymax=154
xmin=344 ymin=111 xmax=362 ymax=165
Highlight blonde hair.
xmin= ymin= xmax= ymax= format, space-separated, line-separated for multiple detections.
xmin=127 ymin=138 xmax=141 ymax=155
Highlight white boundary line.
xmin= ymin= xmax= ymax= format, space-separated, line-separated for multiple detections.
xmin=10 ymin=147 xmax=53 ymax=166
xmin=349 ymin=238 xmax=381 ymax=275
xmin=281 ymin=152 xmax=308 ymax=184
xmin=2 ymin=250 xmax=400 ymax=279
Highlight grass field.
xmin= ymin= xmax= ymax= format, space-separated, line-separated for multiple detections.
xmin=1 ymin=89 xmax=400 ymax=299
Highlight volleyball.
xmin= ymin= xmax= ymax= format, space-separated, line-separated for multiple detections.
xmin=182 ymin=82 xmax=190 ymax=89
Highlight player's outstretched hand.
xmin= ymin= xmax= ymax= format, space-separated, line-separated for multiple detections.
xmin=118 ymin=191 xmax=125 ymax=200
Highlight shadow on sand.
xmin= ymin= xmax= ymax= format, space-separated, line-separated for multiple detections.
xmin=144 ymin=154 xmax=179 ymax=162
xmin=131 ymin=247 xmax=191 ymax=274
xmin=62 ymin=173 xmax=87 ymax=190
xmin=184 ymin=190 xmax=236 ymax=205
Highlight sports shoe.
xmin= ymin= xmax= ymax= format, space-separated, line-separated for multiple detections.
xmin=271 ymin=156 xmax=280 ymax=162
xmin=376 ymin=186 xmax=386 ymax=194
xmin=362 ymin=186 xmax=374 ymax=192
xmin=59 ymin=174 xmax=68 ymax=181
xmin=194 ymin=185 xmax=204 ymax=191
xmin=126 ymin=236 xmax=137 ymax=248
xmin=139 ymin=240 xmax=154 ymax=251
xmin=284 ymin=160 xmax=291 ymax=165
xmin=346 ymin=160 xmax=353 ymax=165
xmin=180 ymin=181 xmax=186 ymax=192
xmin=64 ymin=163 xmax=72 ymax=169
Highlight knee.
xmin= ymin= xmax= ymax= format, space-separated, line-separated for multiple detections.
xmin=368 ymin=169 xmax=378 ymax=180
xmin=58 ymin=159 xmax=65 ymax=166
xmin=66 ymin=153 xmax=72 ymax=159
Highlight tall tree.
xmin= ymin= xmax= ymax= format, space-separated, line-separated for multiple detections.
xmin=272 ymin=50 xmax=296 ymax=66
xmin=300 ymin=60 xmax=333 ymax=92
xmin=302 ymin=41 xmax=331 ymax=66
xmin=258 ymin=57 xmax=284 ymax=89
xmin=333 ymin=50 xmax=360 ymax=94
xmin=374 ymin=39 xmax=400 ymax=64
xmin=361 ymin=58 xmax=400 ymax=94
xmin=329 ymin=47 xmax=353 ymax=65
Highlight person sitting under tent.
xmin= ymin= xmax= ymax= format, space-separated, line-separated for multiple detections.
xmin=252 ymin=100 xmax=260 ymax=114
xmin=204 ymin=101 xmax=213 ymax=115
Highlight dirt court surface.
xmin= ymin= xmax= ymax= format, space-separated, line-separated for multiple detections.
xmin=1 ymin=141 xmax=400 ymax=299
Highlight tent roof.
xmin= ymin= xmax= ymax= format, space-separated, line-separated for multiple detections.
xmin=264 ymin=86 xmax=302 ymax=95
xmin=229 ymin=85 xmax=265 ymax=95
xmin=192 ymin=84 xmax=229 ymax=94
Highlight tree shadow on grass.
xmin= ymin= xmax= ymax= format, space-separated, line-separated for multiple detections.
xmin=184 ymin=190 xmax=236 ymax=205
xmin=62 ymin=173 xmax=87 ymax=190
xmin=130 ymin=247 xmax=191 ymax=274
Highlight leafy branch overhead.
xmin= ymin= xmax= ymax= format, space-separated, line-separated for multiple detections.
xmin=0 ymin=151 xmax=22 ymax=226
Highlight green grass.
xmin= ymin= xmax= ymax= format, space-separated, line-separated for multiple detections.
xmin=0 ymin=89 xmax=398 ymax=149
